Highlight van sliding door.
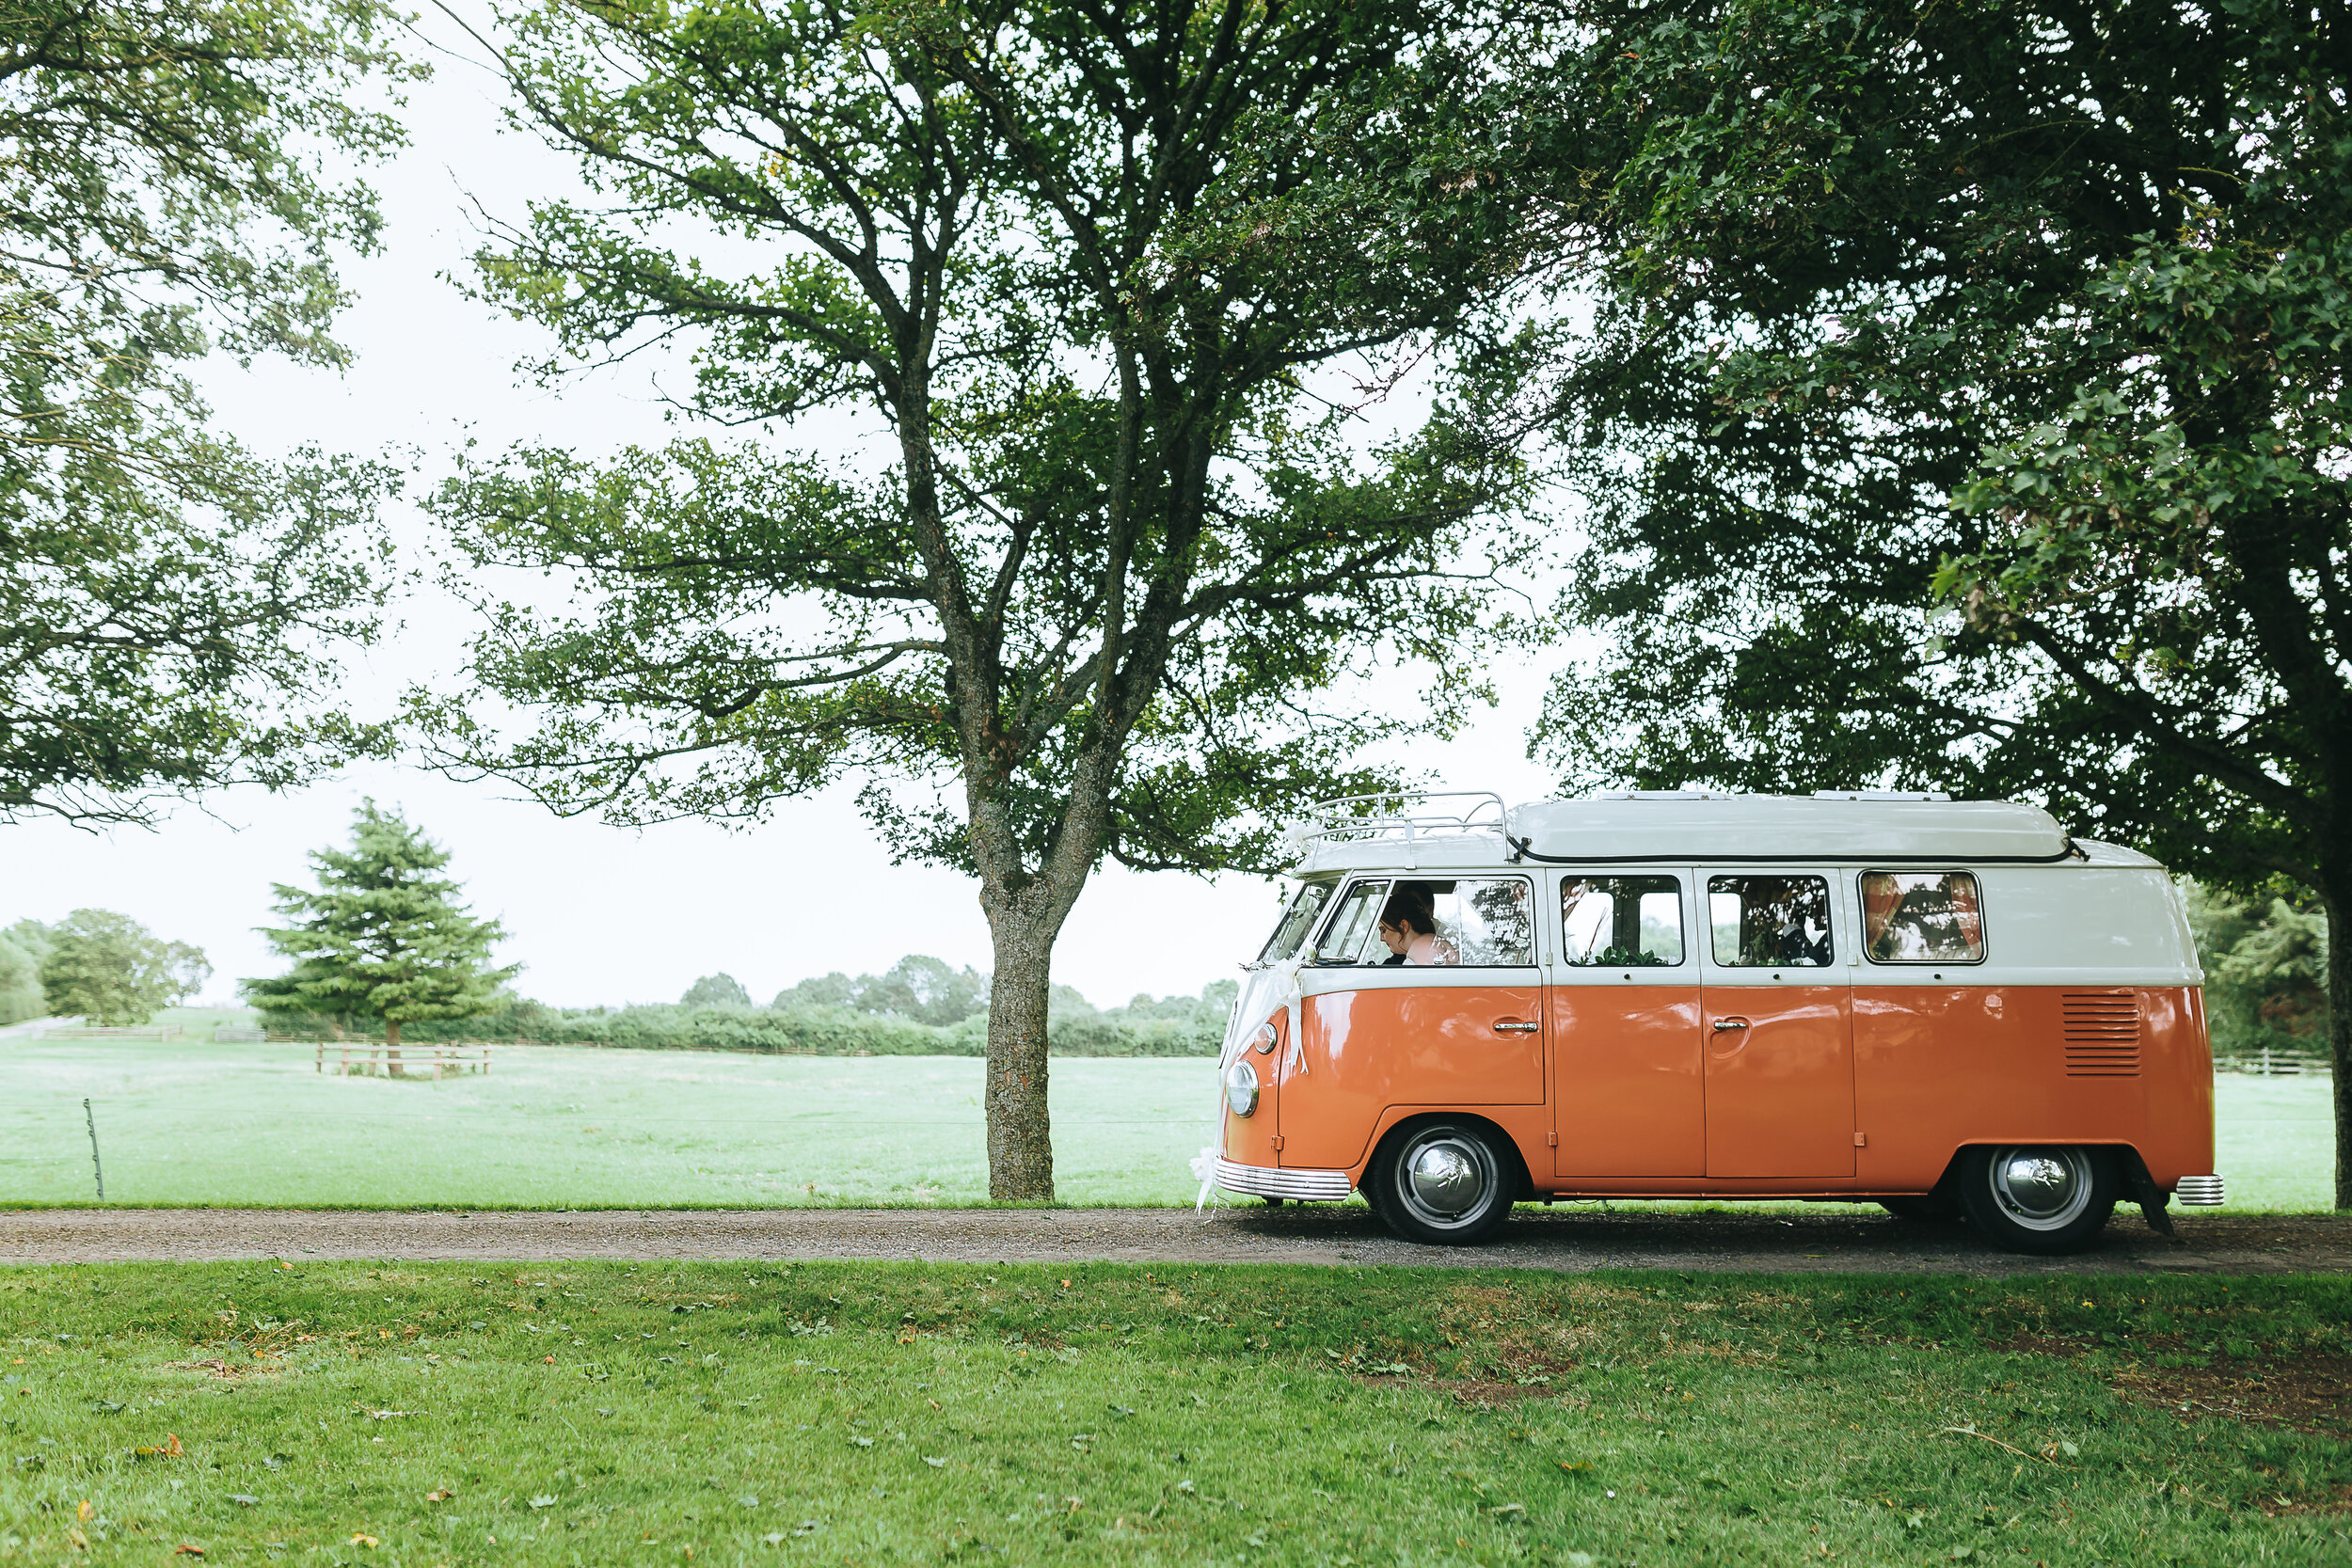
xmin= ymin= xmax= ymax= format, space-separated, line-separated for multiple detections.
xmin=1699 ymin=871 xmax=1858 ymax=1179
xmin=1549 ymin=871 xmax=1705 ymax=1177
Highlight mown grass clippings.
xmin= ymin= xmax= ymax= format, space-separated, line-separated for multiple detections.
xmin=0 ymin=1263 xmax=2347 ymax=1562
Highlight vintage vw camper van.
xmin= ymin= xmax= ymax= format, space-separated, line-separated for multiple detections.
xmin=1211 ymin=792 xmax=2224 ymax=1255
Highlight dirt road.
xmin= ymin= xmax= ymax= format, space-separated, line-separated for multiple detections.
xmin=2 ymin=1205 xmax=2345 ymax=1275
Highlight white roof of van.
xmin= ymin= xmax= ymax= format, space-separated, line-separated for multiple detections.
xmin=1508 ymin=794 xmax=2070 ymax=862
xmin=1284 ymin=791 xmax=2139 ymax=875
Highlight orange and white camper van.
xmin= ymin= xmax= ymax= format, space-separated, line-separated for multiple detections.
xmin=1210 ymin=791 xmax=2224 ymax=1255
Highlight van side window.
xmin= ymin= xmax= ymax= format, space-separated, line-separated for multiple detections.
xmin=1708 ymin=875 xmax=1834 ymax=967
xmin=1860 ymin=871 xmax=1985 ymax=962
xmin=1446 ymin=878 xmax=1536 ymax=965
xmin=1560 ymin=876 xmax=1684 ymax=965
xmin=1257 ymin=881 xmax=1335 ymax=964
xmin=1314 ymin=877 xmax=1534 ymax=965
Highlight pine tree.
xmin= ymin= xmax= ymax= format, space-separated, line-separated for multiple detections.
xmin=246 ymin=801 xmax=517 ymax=1073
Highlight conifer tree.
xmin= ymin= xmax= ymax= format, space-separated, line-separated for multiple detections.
xmin=246 ymin=801 xmax=517 ymax=1072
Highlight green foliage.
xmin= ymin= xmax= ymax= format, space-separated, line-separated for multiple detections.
xmin=775 ymin=955 xmax=990 ymax=1028
xmin=383 ymin=973 xmax=1238 ymax=1057
xmin=2 ymin=1262 xmax=2347 ymax=1564
xmin=243 ymin=801 xmax=519 ymax=1041
xmin=0 ymin=919 xmax=53 ymax=1024
xmin=35 ymin=909 xmax=209 ymax=1025
xmin=0 ymin=0 xmax=415 ymax=826
xmin=1522 ymin=0 xmax=2347 ymax=892
xmin=678 ymin=973 xmax=753 ymax=1010
xmin=417 ymin=0 xmax=1541 ymax=870
xmin=2185 ymin=880 xmax=2330 ymax=1061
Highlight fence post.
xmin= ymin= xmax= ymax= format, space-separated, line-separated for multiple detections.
xmin=83 ymin=1099 xmax=104 ymax=1201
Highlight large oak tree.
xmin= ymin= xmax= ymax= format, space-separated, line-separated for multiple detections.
xmin=420 ymin=1 xmax=1549 ymax=1196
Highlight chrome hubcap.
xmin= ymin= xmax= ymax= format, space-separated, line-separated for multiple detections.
xmin=1410 ymin=1146 xmax=1478 ymax=1212
xmin=1988 ymin=1146 xmax=2093 ymax=1231
xmin=1396 ymin=1130 xmax=1496 ymax=1227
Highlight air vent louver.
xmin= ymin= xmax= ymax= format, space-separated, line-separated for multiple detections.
xmin=2061 ymin=990 xmax=2141 ymax=1076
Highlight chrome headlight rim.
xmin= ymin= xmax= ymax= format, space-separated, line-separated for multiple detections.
xmin=1223 ymin=1058 xmax=1261 ymax=1117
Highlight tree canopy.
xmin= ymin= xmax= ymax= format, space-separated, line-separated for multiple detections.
xmin=1515 ymin=0 xmax=2352 ymax=1202
xmin=0 ymin=0 xmax=412 ymax=826
xmin=421 ymin=0 xmax=1549 ymax=1196
xmin=39 ymin=909 xmax=209 ymax=1025
xmin=679 ymin=972 xmax=753 ymax=1010
xmin=246 ymin=801 xmax=518 ymax=1067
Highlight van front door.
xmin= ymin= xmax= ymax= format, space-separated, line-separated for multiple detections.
xmin=1278 ymin=875 xmax=1545 ymax=1173
xmin=1699 ymin=872 xmax=1856 ymax=1179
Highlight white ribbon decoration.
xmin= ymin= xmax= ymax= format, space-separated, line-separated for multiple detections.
xmin=1190 ymin=954 xmax=1310 ymax=1210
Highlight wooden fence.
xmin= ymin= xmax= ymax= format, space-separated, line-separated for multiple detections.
xmin=315 ymin=1043 xmax=494 ymax=1079
xmin=2215 ymin=1046 xmax=2331 ymax=1077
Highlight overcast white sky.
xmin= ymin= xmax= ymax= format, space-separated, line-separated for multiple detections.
xmin=3 ymin=14 xmax=1567 ymax=1010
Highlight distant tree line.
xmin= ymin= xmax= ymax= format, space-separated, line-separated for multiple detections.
xmin=282 ymin=959 xmax=1237 ymax=1059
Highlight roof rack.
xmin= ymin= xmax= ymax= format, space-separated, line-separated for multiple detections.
xmin=1811 ymin=789 xmax=1953 ymax=801
xmin=1284 ymin=790 xmax=1509 ymax=857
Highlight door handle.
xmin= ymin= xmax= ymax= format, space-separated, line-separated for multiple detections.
xmin=1492 ymin=1020 xmax=1540 ymax=1034
xmin=1711 ymin=1017 xmax=1750 ymax=1033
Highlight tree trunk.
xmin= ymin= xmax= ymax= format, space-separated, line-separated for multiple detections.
xmin=385 ymin=1017 xmax=405 ymax=1080
xmin=981 ymin=906 xmax=1057 ymax=1201
xmin=2327 ymin=894 xmax=2349 ymax=1211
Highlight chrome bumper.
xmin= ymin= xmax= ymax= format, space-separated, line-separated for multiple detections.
xmin=1214 ymin=1157 xmax=1352 ymax=1202
xmin=2174 ymin=1174 xmax=2225 ymax=1206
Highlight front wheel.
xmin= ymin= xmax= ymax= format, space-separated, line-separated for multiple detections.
xmin=1956 ymin=1146 xmax=2117 ymax=1255
xmin=1365 ymin=1118 xmax=1517 ymax=1245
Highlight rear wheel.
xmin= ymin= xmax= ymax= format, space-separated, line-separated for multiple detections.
xmin=1366 ymin=1118 xmax=1517 ymax=1244
xmin=1956 ymin=1146 xmax=2117 ymax=1255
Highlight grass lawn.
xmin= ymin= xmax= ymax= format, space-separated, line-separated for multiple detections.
xmin=0 ymin=1031 xmax=1211 ymax=1209
xmin=1 ymin=1020 xmax=2335 ymax=1211
xmin=0 ymin=1262 xmax=2345 ymax=1566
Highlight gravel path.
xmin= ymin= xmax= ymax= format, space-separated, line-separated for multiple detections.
xmin=2 ymin=1206 xmax=2345 ymax=1275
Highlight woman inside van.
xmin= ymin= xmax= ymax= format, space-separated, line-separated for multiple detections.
xmin=1376 ymin=891 xmax=1457 ymax=965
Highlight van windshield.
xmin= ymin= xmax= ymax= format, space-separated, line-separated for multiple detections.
xmin=1255 ymin=881 xmax=1335 ymax=965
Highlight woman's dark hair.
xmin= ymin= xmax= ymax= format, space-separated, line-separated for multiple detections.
xmin=1379 ymin=891 xmax=1436 ymax=936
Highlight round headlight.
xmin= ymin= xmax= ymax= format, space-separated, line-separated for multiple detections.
xmin=1223 ymin=1058 xmax=1261 ymax=1117
xmin=1251 ymin=1022 xmax=1278 ymax=1054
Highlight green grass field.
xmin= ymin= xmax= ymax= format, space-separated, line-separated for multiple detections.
xmin=0 ymin=1261 xmax=2345 ymax=1565
xmin=1 ymin=1017 xmax=2335 ymax=1210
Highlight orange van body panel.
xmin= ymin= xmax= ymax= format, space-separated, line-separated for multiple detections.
xmin=2138 ymin=988 xmax=2217 ymax=1184
xmin=1701 ymin=985 xmax=1856 ymax=1178
xmin=1275 ymin=985 xmax=1544 ymax=1172
xmin=1851 ymin=984 xmax=2213 ymax=1189
xmin=1242 ymin=979 xmax=2215 ymax=1199
xmin=1550 ymin=985 xmax=1704 ymax=1177
xmin=1218 ymin=1009 xmax=1282 ymax=1168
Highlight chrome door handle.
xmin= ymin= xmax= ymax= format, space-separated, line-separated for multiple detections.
xmin=1711 ymin=1017 xmax=1750 ymax=1033
xmin=1492 ymin=1020 xmax=1540 ymax=1034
